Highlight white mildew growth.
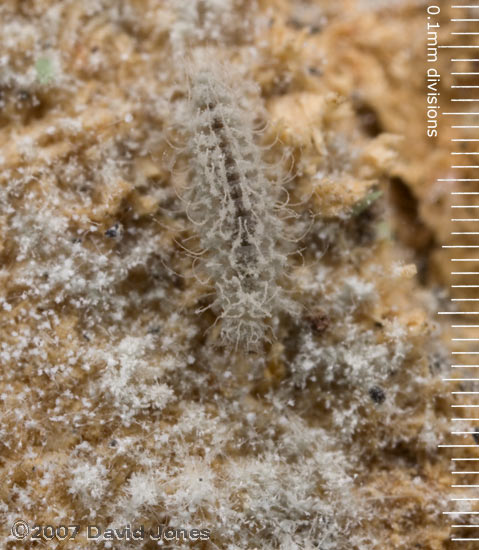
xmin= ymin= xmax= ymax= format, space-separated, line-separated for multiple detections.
xmin=181 ymin=61 xmax=292 ymax=349
xmin=169 ymin=0 xmax=258 ymax=54
xmin=170 ymin=0 xmax=235 ymax=49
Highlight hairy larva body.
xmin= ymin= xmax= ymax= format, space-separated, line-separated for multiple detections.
xmin=177 ymin=59 xmax=293 ymax=349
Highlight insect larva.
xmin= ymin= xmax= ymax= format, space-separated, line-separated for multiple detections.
xmin=175 ymin=54 xmax=294 ymax=349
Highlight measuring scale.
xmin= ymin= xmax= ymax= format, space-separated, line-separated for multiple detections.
xmin=433 ymin=2 xmax=479 ymax=542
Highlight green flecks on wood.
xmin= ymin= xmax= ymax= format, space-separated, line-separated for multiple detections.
xmin=375 ymin=220 xmax=392 ymax=240
xmin=352 ymin=189 xmax=383 ymax=216
xmin=35 ymin=57 xmax=54 ymax=84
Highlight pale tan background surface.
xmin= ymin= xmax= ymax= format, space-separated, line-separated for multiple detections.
xmin=0 ymin=1 xmax=460 ymax=548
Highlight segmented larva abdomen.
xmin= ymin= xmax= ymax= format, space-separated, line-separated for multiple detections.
xmin=183 ymin=62 xmax=290 ymax=348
